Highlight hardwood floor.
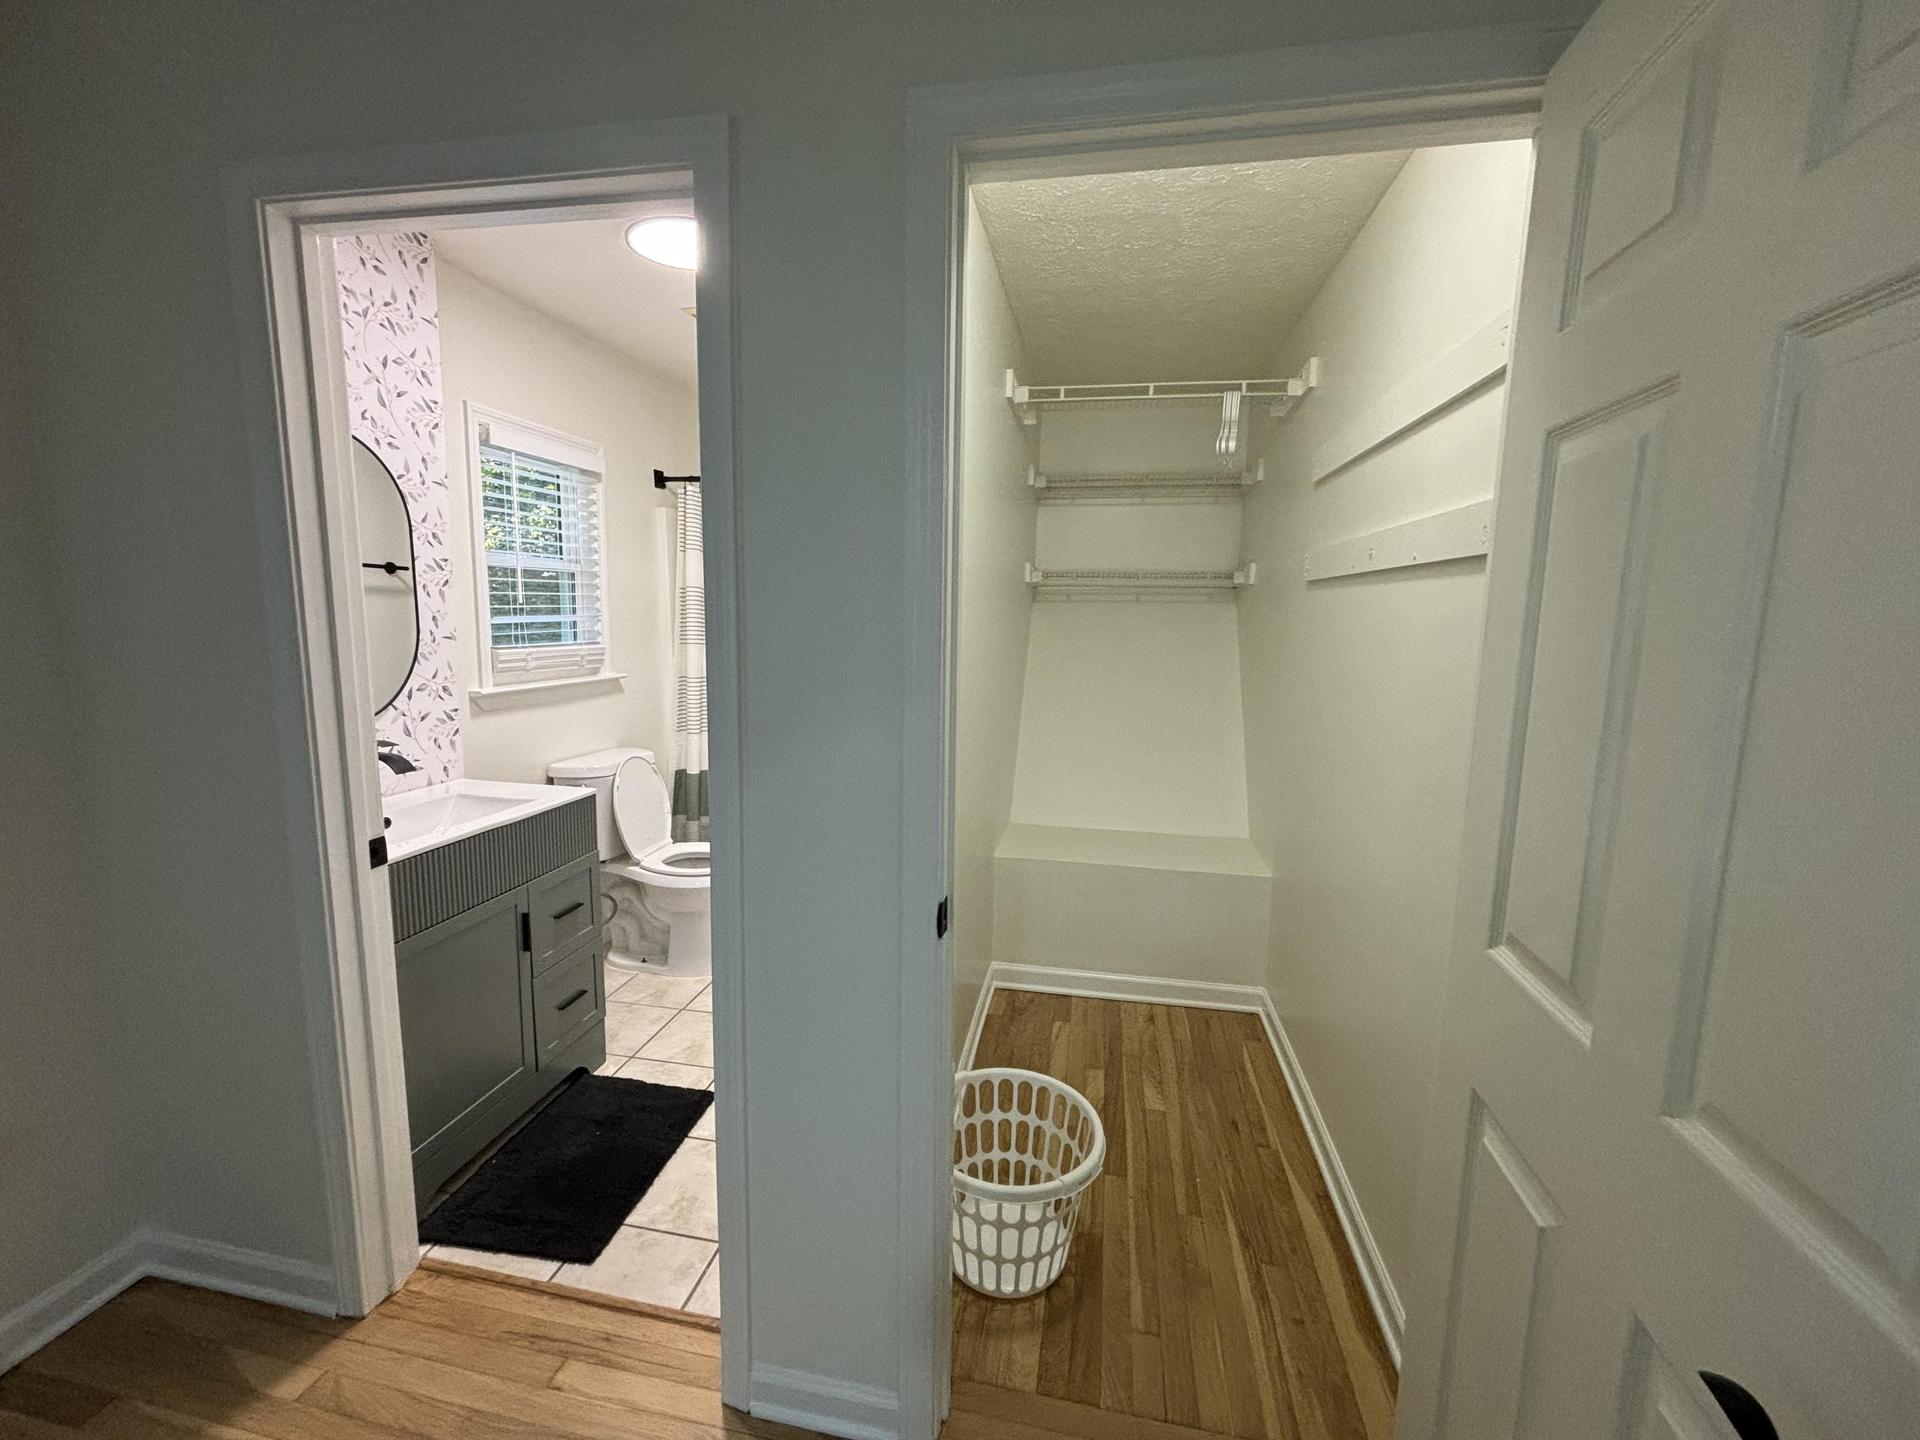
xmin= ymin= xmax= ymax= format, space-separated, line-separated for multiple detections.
xmin=0 ymin=1261 xmax=1228 ymax=1440
xmin=0 ymin=995 xmax=1391 ymax=1440
xmin=0 ymin=1265 xmax=810 ymax=1440
xmin=951 ymin=992 xmax=1398 ymax=1440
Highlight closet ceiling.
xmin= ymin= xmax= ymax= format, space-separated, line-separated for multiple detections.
xmin=432 ymin=216 xmax=698 ymax=389
xmin=974 ymin=151 xmax=1410 ymax=384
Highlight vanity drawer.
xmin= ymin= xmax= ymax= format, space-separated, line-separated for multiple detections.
xmin=529 ymin=855 xmax=599 ymax=971
xmin=533 ymin=940 xmax=601 ymax=1068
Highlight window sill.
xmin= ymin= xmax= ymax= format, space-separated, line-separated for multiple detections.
xmin=469 ymin=672 xmax=628 ymax=710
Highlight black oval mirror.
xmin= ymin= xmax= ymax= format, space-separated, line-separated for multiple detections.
xmin=351 ymin=438 xmax=420 ymax=715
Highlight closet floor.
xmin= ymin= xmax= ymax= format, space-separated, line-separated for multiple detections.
xmin=951 ymin=992 xmax=1397 ymax=1440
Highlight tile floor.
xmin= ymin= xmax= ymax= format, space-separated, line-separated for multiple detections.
xmin=419 ymin=961 xmax=721 ymax=1316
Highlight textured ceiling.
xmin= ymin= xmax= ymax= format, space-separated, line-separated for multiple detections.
xmin=432 ymin=215 xmax=697 ymax=390
xmin=973 ymin=152 xmax=1410 ymax=384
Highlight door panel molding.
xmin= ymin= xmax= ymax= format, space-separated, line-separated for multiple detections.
xmin=1660 ymin=264 xmax=1920 ymax=1332
xmin=1808 ymin=0 xmax=1920 ymax=159
xmin=1488 ymin=379 xmax=1675 ymax=1045
xmin=1615 ymin=1319 xmax=1734 ymax=1440
xmin=1560 ymin=1 xmax=1728 ymax=327
xmin=1432 ymin=1097 xmax=1564 ymax=1440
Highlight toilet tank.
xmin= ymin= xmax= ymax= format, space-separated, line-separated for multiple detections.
xmin=546 ymin=747 xmax=655 ymax=861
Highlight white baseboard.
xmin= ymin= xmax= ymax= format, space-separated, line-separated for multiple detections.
xmin=986 ymin=961 xmax=1270 ymax=1016
xmin=971 ymin=961 xmax=1405 ymax=1367
xmin=956 ymin=970 xmax=998 ymax=1070
xmin=0 ymin=1225 xmax=340 ymax=1375
xmin=750 ymin=1362 xmax=902 ymax=1440
xmin=0 ymin=1231 xmax=145 ymax=1374
xmin=139 ymin=1228 xmax=338 ymax=1316
xmin=1252 ymin=993 xmax=1406 ymax=1365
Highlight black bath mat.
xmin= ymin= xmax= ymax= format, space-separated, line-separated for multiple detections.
xmin=419 ymin=1075 xmax=713 ymax=1265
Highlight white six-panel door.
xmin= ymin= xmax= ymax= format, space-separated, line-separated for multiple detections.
xmin=1397 ymin=0 xmax=1920 ymax=1435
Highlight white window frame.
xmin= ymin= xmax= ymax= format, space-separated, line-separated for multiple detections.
xmin=463 ymin=400 xmax=621 ymax=701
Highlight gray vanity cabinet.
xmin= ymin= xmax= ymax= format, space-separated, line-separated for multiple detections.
xmin=389 ymin=797 xmax=606 ymax=1208
xmin=395 ymin=891 xmax=534 ymax=1191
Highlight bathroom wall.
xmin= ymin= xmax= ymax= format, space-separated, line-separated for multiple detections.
xmin=951 ymin=202 xmax=1039 ymax=1053
xmin=7 ymin=5 xmax=1583 ymax=1413
xmin=435 ymin=258 xmax=698 ymax=785
xmin=1238 ymin=139 xmax=1535 ymax=1312
xmin=335 ymin=233 xmax=461 ymax=792
xmin=0 ymin=109 xmax=136 ymax=1344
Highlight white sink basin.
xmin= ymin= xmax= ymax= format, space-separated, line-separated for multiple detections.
xmin=384 ymin=778 xmax=590 ymax=863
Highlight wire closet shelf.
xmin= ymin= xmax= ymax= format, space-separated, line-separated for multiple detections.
xmin=1023 ymin=562 xmax=1258 ymax=602
xmin=1026 ymin=460 xmax=1265 ymax=501
xmin=1006 ymin=358 xmax=1321 ymax=426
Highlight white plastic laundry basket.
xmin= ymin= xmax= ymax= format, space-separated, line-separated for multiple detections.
xmin=952 ymin=1067 xmax=1106 ymax=1298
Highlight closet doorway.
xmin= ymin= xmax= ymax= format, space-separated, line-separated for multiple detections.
xmin=941 ymin=125 xmax=1535 ymax=1438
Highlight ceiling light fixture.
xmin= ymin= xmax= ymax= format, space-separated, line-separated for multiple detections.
xmin=625 ymin=216 xmax=699 ymax=270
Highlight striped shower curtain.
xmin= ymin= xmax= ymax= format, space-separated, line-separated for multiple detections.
xmin=672 ymin=483 xmax=710 ymax=842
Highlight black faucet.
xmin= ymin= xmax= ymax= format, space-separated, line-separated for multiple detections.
xmin=376 ymin=743 xmax=419 ymax=776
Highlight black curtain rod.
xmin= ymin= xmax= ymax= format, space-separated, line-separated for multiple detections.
xmin=654 ymin=469 xmax=701 ymax=489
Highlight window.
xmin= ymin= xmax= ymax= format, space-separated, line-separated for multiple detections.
xmin=467 ymin=406 xmax=609 ymax=688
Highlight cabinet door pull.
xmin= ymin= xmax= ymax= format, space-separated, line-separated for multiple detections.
xmin=553 ymin=900 xmax=586 ymax=921
xmin=556 ymin=988 xmax=591 ymax=1013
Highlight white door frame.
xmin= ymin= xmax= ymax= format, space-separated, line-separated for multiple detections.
xmin=901 ymin=25 xmax=1576 ymax=1426
xmin=222 ymin=117 xmax=752 ymax=1405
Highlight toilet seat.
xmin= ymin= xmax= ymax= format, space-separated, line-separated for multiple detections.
xmin=605 ymin=852 xmax=707 ymax=890
xmin=637 ymin=840 xmax=710 ymax=883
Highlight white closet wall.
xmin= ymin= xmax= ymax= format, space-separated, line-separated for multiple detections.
xmin=1008 ymin=394 xmax=1254 ymax=838
xmin=957 ymin=140 xmax=1529 ymax=1038
xmin=994 ymin=393 xmax=1270 ymax=984
xmin=1009 ymin=601 xmax=1249 ymax=837
xmin=1238 ymin=140 xmax=1535 ymax=1312
xmin=952 ymin=201 xmax=1040 ymax=1049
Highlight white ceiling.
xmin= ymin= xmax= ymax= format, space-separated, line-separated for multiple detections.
xmin=431 ymin=214 xmax=698 ymax=390
xmin=973 ymin=151 xmax=1410 ymax=384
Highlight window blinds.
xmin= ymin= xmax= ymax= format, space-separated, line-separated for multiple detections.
xmin=476 ymin=422 xmax=606 ymax=684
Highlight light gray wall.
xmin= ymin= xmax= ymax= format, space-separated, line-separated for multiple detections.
xmin=951 ymin=202 xmax=1036 ymax=1052
xmin=8 ymin=0 xmax=1587 ymax=1405
xmin=1239 ymin=141 xmax=1536 ymax=1303
xmin=0 ymin=15 xmax=136 ymax=1320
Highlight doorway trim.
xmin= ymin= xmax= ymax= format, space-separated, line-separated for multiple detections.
xmin=902 ymin=28 xmax=1571 ymax=1425
xmin=223 ymin=117 xmax=750 ymax=1405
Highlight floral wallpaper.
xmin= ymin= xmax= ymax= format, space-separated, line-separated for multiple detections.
xmin=335 ymin=232 xmax=461 ymax=793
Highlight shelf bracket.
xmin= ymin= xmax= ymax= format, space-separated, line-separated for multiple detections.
xmin=1007 ymin=368 xmax=1039 ymax=426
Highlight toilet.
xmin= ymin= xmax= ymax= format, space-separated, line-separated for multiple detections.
xmin=546 ymin=747 xmax=711 ymax=976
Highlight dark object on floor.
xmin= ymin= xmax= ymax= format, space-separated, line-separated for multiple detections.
xmin=419 ymin=1074 xmax=712 ymax=1264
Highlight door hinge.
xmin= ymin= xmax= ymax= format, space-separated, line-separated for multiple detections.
xmin=368 ymin=834 xmax=388 ymax=870
xmin=935 ymin=896 xmax=950 ymax=939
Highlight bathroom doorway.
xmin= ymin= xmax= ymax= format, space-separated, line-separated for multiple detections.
xmin=229 ymin=121 xmax=750 ymax=1403
xmin=351 ymin=208 xmax=720 ymax=1314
